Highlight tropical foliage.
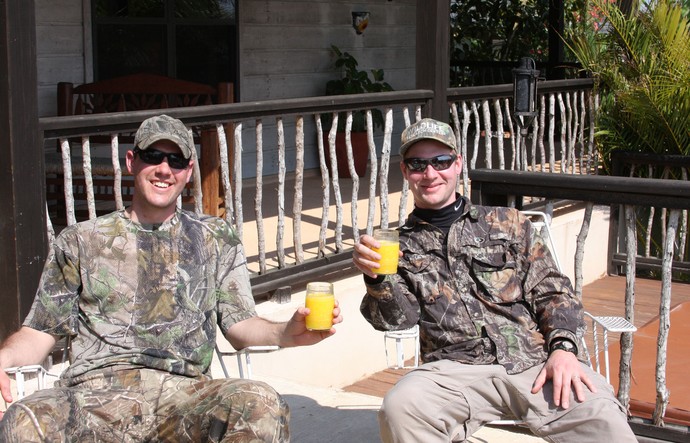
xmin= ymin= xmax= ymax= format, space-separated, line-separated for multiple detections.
xmin=566 ymin=0 xmax=690 ymax=172
xmin=449 ymin=0 xmax=588 ymax=85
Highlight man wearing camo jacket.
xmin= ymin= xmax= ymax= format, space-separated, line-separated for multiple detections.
xmin=352 ymin=118 xmax=636 ymax=442
xmin=0 ymin=114 xmax=342 ymax=442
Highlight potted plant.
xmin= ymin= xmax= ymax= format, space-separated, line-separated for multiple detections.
xmin=323 ymin=45 xmax=393 ymax=177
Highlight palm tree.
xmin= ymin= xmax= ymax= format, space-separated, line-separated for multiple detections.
xmin=567 ymin=0 xmax=690 ymax=174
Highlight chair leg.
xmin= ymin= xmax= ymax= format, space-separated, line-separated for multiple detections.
xmin=235 ymin=352 xmax=246 ymax=379
xmin=395 ymin=338 xmax=404 ymax=369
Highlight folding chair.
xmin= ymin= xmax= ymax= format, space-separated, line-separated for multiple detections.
xmin=384 ymin=325 xmax=420 ymax=369
xmin=522 ymin=211 xmax=636 ymax=382
xmin=215 ymin=345 xmax=280 ymax=379
xmin=486 ymin=211 xmax=637 ymax=428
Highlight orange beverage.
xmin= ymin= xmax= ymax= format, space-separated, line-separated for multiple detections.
xmin=372 ymin=240 xmax=400 ymax=274
xmin=372 ymin=228 xmax=400 ymax=275
xmin=305 ymin=282 xmax=335 ymax=331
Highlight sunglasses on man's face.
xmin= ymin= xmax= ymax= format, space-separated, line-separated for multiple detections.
xmin=133 ymin=147 xmax=191 ymax=170
xmin=403 ymin=154 xmax=457 ymax=172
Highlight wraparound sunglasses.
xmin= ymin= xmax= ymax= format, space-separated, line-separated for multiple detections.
xmin=133 ymin=147 xmax=191 ymax=170
xmin=403 ymin=154 xmax=457 ymax=172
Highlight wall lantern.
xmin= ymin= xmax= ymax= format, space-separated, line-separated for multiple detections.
xmin=352 ymin=11 xmax=370 ymax=34
xmin=512 ymin=57 xmax=540 ymax=131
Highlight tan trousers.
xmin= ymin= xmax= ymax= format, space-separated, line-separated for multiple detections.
xmin=379 ymin=360 xmax=637 ymax=443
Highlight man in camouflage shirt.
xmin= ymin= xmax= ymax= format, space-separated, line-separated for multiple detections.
xmin=0 ymin=114 xmax=342 ymax=442
xmin=352 ymin=118 xmax=636 ymax=442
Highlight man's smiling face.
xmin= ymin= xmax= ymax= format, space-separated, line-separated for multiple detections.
xmin=400 ymin=140 xmax=462 ymax=210
xmin=126 ymin=139 xmax=194 ymax=224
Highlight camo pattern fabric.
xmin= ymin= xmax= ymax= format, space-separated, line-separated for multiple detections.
xmin=22 ymin=209 xmax=257 ymax=379
xmin=0 ymin=367 xmax=289 ymax=442
xmin=360 ymin=197 xmax=585 ymax=374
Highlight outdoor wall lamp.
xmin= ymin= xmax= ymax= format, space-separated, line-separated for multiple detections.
xmin=352 ymin=11 xmax=370 ymax=34
xmin=512 ymin=57 xmax=540 ymax=133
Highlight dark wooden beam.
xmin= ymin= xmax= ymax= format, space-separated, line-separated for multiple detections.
xmin=0 ymin=0 xmax=48 ymax=341
xmin=469 ymin=169 xmax=690 ymax=210
xmin=548 ymin=0 xmax=565 ymax=80
xmin=416 ymin=0 xmax=450 ymax=120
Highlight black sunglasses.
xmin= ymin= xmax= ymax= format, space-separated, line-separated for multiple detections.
xmin=133 ymin=147 xmax=191 ymax=170
xmin=403 ymin=154 xmax=457 ymax=172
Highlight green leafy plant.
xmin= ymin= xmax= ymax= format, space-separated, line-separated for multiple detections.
xmin=566 ymin=0 xmax=690 ymax=173
xmin=324 ymin=45 xmax=393 ymax=132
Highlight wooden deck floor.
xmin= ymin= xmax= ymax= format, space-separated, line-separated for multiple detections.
xmin=343 ymin=275 xmax=690 ymax=404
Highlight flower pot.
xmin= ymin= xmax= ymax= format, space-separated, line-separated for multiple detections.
xmin=323 ymin=131 xmax=368 ymax=178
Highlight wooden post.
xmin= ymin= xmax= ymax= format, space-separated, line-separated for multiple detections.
xmin=416 ymin=0 xmax=449 ymax=121
xmin=0 ymin=0 xmax=48 ymax=340
xmin=200 ymin=129 xmax=221 ymax=216
xmin=199 ymin=82 xmax=234 ymax=217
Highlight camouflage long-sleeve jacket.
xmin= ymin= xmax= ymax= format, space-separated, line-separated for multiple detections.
xmin=23 ymin=209 xmax=257 ymax=381
xmin=360 ymin=198 xmax=584 ymax=374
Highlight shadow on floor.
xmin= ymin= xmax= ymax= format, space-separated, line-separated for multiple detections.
xmin=284 ymin=394 xmax=380 ymax=443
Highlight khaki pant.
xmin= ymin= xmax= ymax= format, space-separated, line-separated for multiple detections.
xmin=0 ymin=367 xmax=289 ymax=443
xmin=379 ymin=360 xmax=637 ymax=443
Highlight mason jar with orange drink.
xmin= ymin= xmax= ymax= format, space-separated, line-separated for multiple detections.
xmin=304 ymin=282 xmax=335 ymax=331
xmin=372 ymin=228 xmax=400 ymax=275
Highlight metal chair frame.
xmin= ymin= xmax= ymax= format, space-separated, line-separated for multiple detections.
xmin=384 ymin=325 xmax=420 ymax=369
xmin=215 ymin=345 xmax=280 ymax=379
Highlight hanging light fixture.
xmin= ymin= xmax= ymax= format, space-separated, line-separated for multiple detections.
xmin=512 ymin=57 xmax=540 ymax=131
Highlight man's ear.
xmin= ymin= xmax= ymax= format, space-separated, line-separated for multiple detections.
xmin=186 ymin=160 xmax=195 ymax=183
xmin=125 ymin=150 xmax=135 ymax=174
xmin=400 ymin=160 xmax=408 ymax=179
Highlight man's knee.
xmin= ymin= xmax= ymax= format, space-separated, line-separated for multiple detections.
xmin=536 ymin=396 xmax=635 ymax=441
xmin=379 ymin=379 xmax=420 ymax=424
xmin=0 ymin=403 xmax=50 ymax=442
xmin=166 ymin=378 xmax=289 ymax=442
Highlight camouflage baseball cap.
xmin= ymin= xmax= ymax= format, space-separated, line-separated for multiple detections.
xmin=134 ymin=114 xmax=194 ymax=159
xmin=399 ymin=118 xmax=457 ymax=157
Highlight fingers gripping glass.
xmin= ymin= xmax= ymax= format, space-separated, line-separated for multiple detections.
xmin=403 ymin=154 xmax=457 ymax=172
xmin=133 ymin=148 xmax=191 ymax=170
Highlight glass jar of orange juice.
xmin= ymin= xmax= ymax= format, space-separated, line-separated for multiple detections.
xmin=372 ymin=228 xmax=400 ymax=275
xmin=305 ymin=282 xmax=335 ymax=331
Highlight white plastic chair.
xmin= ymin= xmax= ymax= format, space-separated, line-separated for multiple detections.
xmin=215 ymin=345 xmax=280 ymax=379
xmin=384 ymin=325 xmax=420 ymax=369
xmin=486 ymin=211 xmax=637 ymax=428
xmin=522 ymin=210 xmax=636 ymax=382
xmin=4 ymin=365 xmax=60 ymax=400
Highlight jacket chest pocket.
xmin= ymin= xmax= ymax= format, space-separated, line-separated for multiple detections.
xmin=469 ymin=242 xmax=523 ymax=303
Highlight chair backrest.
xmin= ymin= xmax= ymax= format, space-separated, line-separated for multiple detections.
xmin=521 ymin=210 xmax=563 ymax=272
xmin=57 ymin=73 xmax=233 ymax=116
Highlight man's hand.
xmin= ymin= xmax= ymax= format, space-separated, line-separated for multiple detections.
xmin=226 ymin=302 xmax=343 ymax=350
xmin=353 ymin=234 xmax=381 ymax=278
xmin=353 ymin=234 xmax=402 ymax=278
xmin=0 ymin=368 xmax=12 ymax=420
xmin=281 ymin=300 xmax=343 ymax=347
xmin=531 ymin=350 xmax=597 ymax=409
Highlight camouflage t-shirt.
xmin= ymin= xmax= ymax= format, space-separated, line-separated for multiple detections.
xmin=360 ymin=198 xmax=584 ymax=374
xmin=23 ymin=209 xmax=256 ymax=380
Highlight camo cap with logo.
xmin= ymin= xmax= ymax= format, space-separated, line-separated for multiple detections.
xmin=399 ymin=118 xmax=458 ymax=157
xmin=134 ymin=114 xmax=194 ymax=159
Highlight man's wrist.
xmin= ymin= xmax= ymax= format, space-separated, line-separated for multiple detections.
xmin=363 ymin=274 xmax=385 ymax=285
xmin=549 ymin=338 xmax=578 ymax=355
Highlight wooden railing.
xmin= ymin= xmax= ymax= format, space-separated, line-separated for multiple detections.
xmin=38 ymin=80 xmax=595 ymax=298
xmin=470 ymin=168 xmax=690 ymax=437
xmin=36 ymin=78 xmax=690 ymax=438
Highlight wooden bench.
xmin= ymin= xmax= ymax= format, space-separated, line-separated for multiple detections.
xmin=50 ymin=72 xmax=234 ymax=223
